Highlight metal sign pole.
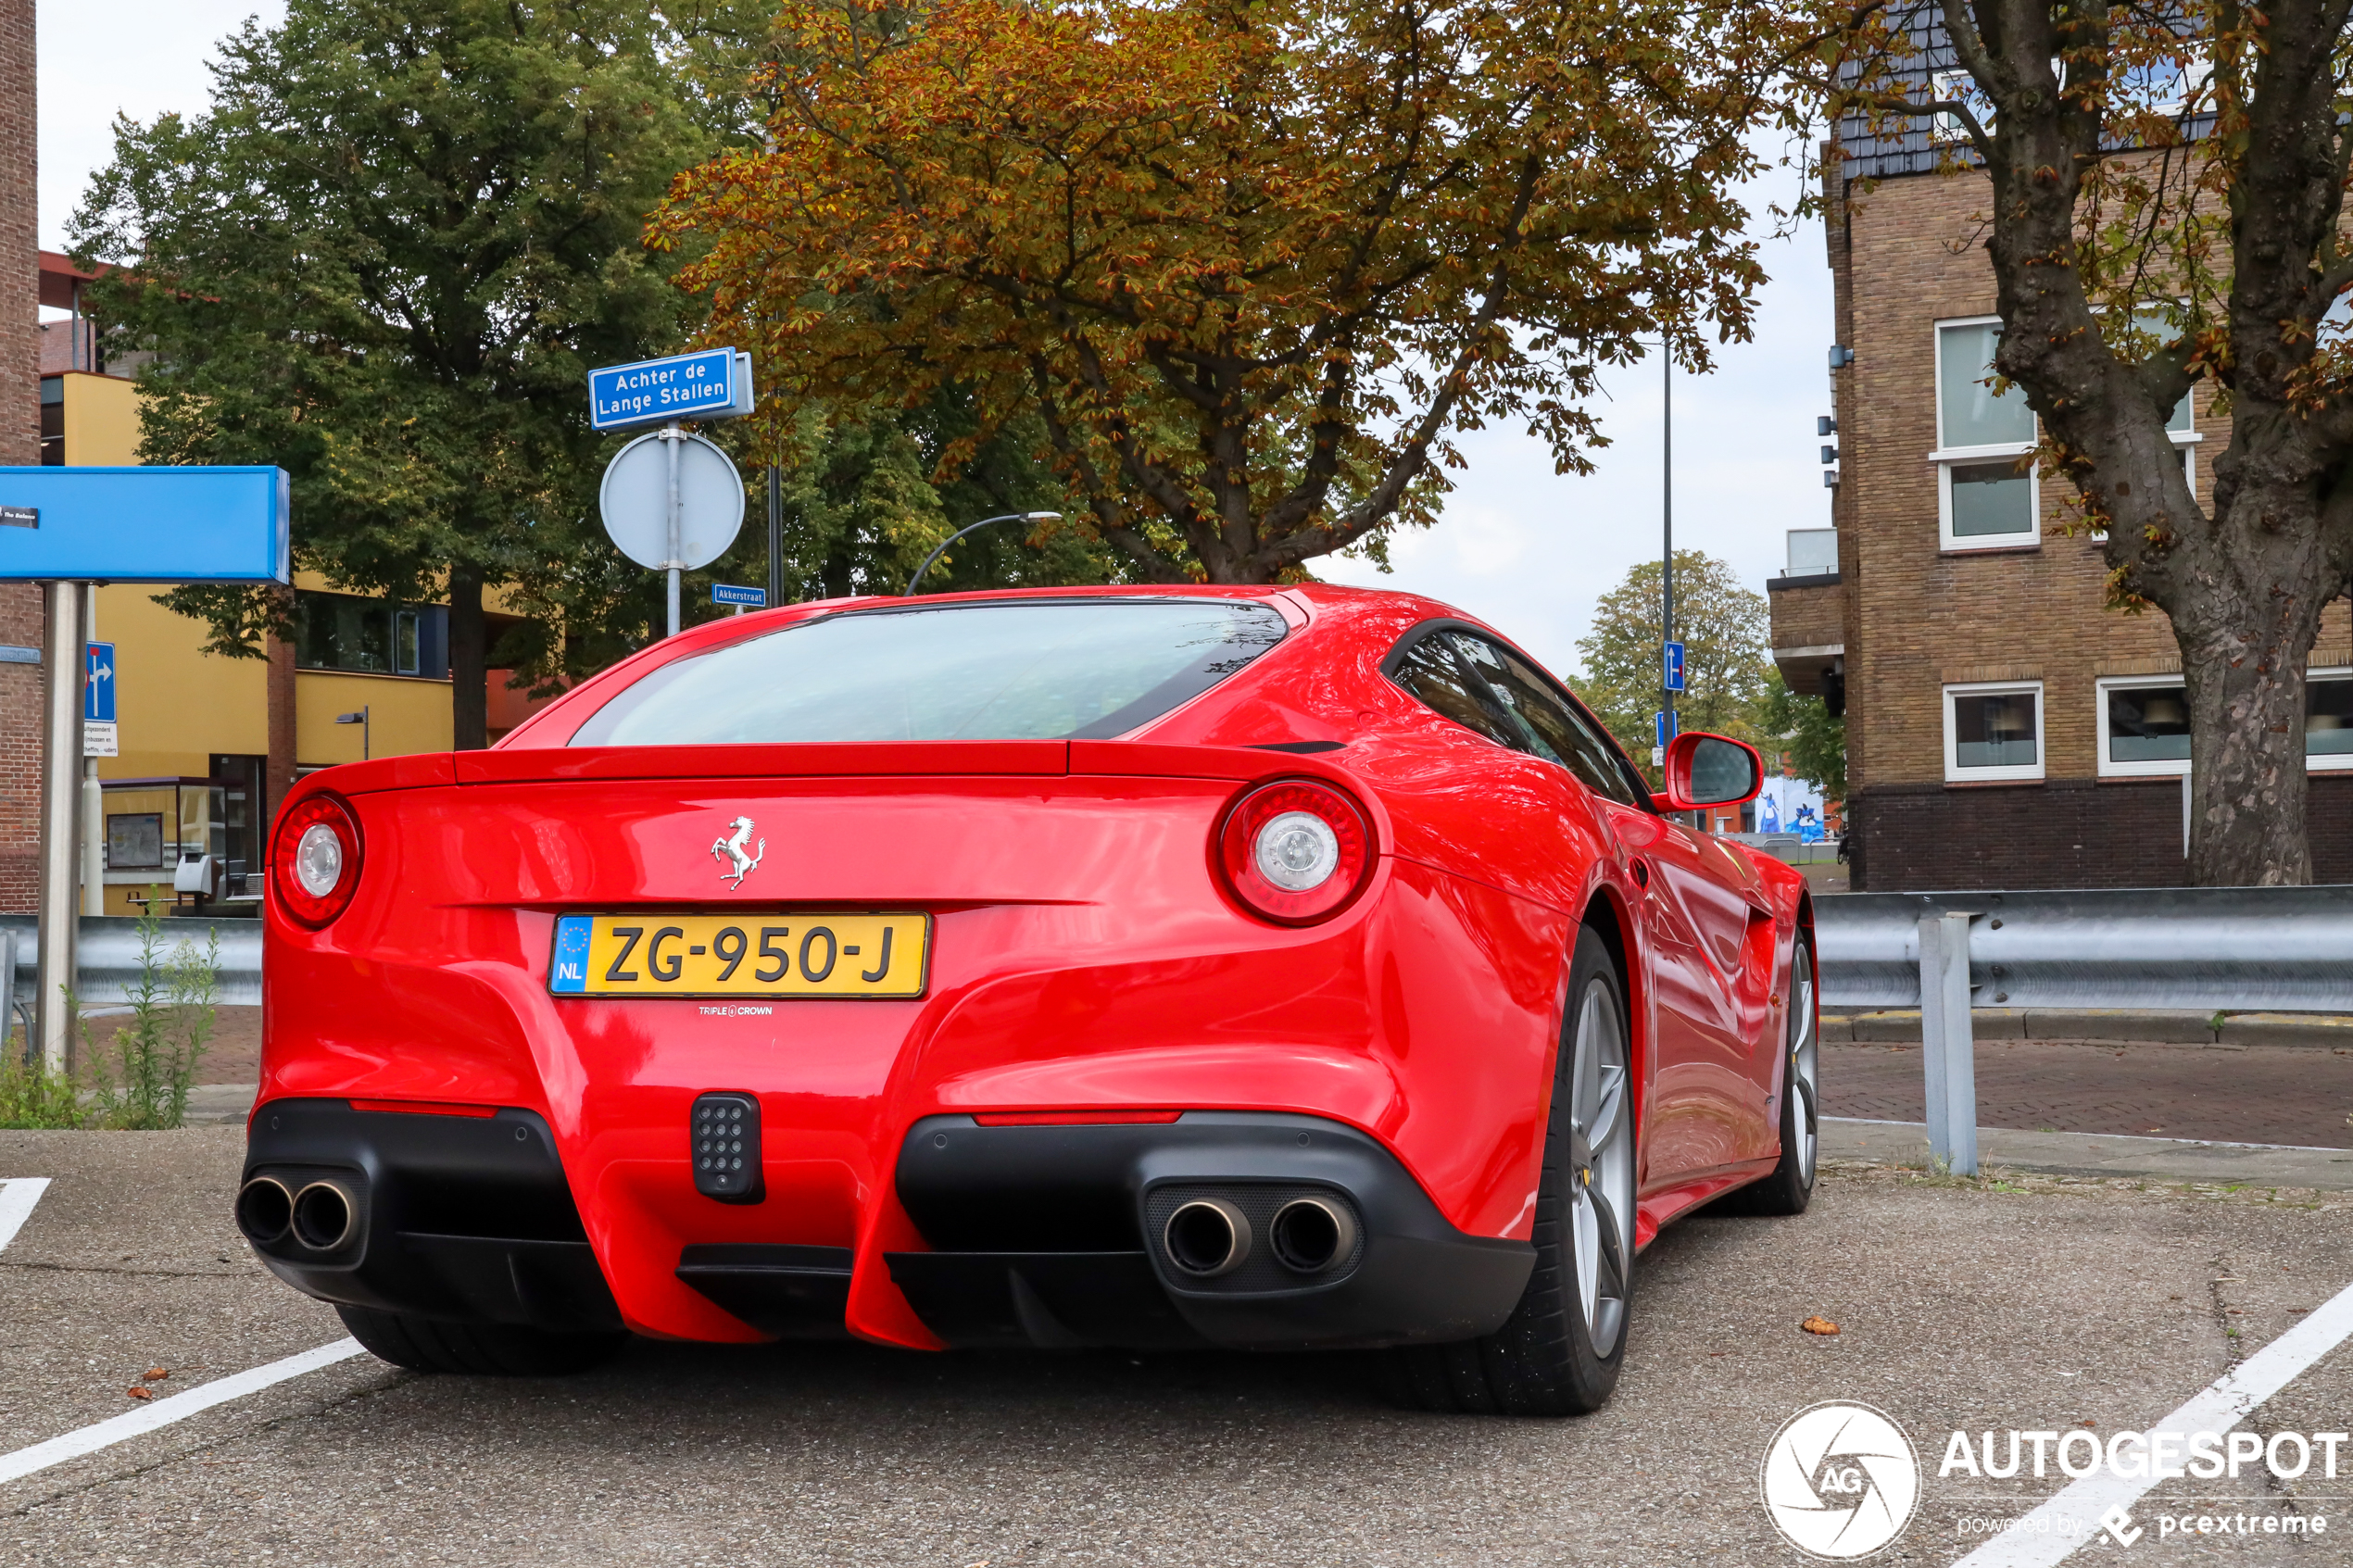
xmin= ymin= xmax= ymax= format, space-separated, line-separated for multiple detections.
xmin=36 ymin=581 xmax=84 ymax=1073
xmin=662 ymin=421 xmax=683 ymax=638
xmin=80 ymin=586 xmax=103 ymax=917
xmin=767 ymin=463 xmax=782 ymax=608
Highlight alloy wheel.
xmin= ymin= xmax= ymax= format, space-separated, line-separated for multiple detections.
xmin=1790 ymin=943 xmax=1819 ymax=1185
xmin=1567 ymin=977 xmax=1634 ymax=1358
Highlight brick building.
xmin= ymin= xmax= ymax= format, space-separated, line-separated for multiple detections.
xmin=1771 ymin=47 xmax=2353 ymax=891
xmin=0 ymin=0 xmax=44 ymax=913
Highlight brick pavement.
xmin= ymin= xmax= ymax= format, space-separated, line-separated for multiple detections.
xmin=1823 ymin=1037 xmax=2353 ymax=1148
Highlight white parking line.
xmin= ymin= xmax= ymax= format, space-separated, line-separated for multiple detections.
xmin=0 ymin=1177 xmax=49 ymax=1250
xmin=1954 ymin=1275 xmax=2353 ymax=1566
xmin=0 ymin=1338 xmax=365 ymax=1486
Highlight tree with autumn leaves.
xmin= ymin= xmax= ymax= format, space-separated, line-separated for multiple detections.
xmin=658 ymin=0 xmax=1813 ymax=586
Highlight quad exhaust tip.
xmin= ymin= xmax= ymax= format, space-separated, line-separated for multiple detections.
xmin=289 ymin=1180 xmax=359 ymax=1252
xmin=1269 ymin=1197 xmax=1357 ymax=1274
xmin=1164 ymin=1198 xmax=1252 ymax=1277
xmin=233 ymin=1175 xmax=294 ymax=1247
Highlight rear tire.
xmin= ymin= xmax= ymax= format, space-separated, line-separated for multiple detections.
xmin=1378 ymin=924 xmax=1633 ymax=1416
xmin=336 ymin=1305 xmax=627 ymax=1376
xmin=1717 ymin=935 xmax=1818 ymax=1217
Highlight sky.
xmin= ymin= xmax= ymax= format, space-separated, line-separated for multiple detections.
xmin=36 ymin=0 xmax=1835 ymax=681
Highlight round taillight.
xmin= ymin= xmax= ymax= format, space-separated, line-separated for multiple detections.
xmin=271 ymin=793 xmax=363 ymax=927
xmin=1216 ymin=779 xmax=1375 ymax=925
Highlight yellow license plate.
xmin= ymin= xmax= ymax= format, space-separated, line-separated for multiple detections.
xmin=547 ymin=912 xmax=929 ymax=998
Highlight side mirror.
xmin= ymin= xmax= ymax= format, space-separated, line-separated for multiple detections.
xmin=1656 ymin=731 xmax=1763 ymax=811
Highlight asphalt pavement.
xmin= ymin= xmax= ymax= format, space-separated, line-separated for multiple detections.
xmin=3 ymin=1129 xmax=2350 ymax=1565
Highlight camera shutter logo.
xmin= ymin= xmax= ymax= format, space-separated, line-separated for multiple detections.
xmin=1760 ymin=1401 xmax=1920 ymax=1559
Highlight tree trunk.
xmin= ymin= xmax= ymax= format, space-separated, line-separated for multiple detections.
xmin=449 ymin=569 xmax=487 ymax=752
xmin=2171 ymin=508 xmax=2325 ymax=884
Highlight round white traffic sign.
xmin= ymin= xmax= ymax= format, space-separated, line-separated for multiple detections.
xmin=598 ymin=431 xmax=746 ymax=571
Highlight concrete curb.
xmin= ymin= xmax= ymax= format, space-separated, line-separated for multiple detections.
xmin=184 ymin=1083 xmax=258 ymax=1125
xmin=1824 ymin=1116 xmax=2353 ymax=1189
xmin=1822 ymin=1009 xmax=2353 ymax=1047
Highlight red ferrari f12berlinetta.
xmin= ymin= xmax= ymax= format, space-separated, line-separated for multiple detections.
xmin=243 ymin=584 xmax=1817 ymax=1416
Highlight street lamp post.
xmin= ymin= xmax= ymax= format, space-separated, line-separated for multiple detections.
xmin=903 ymin=511 xmax=1063 ymax=596
xmin=335 ymin=705 xmax=371 ymax=761
xmin=1662 ymin=350 xmax=1674 ymax=743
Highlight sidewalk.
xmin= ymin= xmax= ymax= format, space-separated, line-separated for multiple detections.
xmin=1824 ymin=1118 xmax=2353 ymax=1189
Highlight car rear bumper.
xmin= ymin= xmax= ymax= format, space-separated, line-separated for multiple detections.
xmin=890 ymin=1112 xmax=1534 ymax=1350
xmin=241 ymin=1099 xmax=623 ymax=1334
xmin=241 ymin=1102 xmax=1531 ymax=1352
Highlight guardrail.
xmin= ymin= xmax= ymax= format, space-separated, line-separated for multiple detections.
xmin=1811 ymin=886 xmax=2353 ymax=1174
xmin=2 ymin=890 xmax=2344 ymax=1177
xmin=0 ymin=914 xmax=263 ymax=1011
xmin=1814 ymin=886 xmax=2353 ymax=1014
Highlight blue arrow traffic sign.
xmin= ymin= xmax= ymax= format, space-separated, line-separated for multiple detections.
xmin=711 ymin=583 xmax=766 ymax=607
xmin=83 ymin=642 xmax=115 ymax=723
xmin=589 ymin=349 xmax=743 ymax=432
xmin=1663 ymin=639 xmax=1687 ymax=693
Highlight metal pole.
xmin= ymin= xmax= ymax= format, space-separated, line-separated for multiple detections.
xmin=36 ymin=582 xmax=84 ymax=1074
xmin=1662 ymin=351 xmax=1674 ymax=729
xmin=767 ymin=463 xmax=783 ymax=608
xmin=1918 ymin=911 xmax=1979 ymax=1175
xmin=663 ymin=422 xmax=683 ymax=638
xmin=80 ymin=585 xmax=102 ymax=917
xmin=361 ymin=705 xmax=371 ymax=762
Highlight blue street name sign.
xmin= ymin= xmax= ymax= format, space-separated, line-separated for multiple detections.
xmin=588 ymin=349 xmax=737 ymax=432
xmin=1663 ymin=639 xmax=1687 ymax=693
xmin=711 ymin=583 xmax=767 ymax=608
xmin=1655 ymin=709 xmax=1679 ymax=749
xmin=0 ymin=467 xmax=289 ymax=583
xmin=83 ymin=642 xmax=115 ymax=723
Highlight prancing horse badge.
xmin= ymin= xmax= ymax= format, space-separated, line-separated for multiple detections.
xmin=710 ymin=815 xmax=765 ymax=888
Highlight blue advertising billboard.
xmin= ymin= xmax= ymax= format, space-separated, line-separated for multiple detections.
xmin=0 ymin=467 xmax=290 ymax=583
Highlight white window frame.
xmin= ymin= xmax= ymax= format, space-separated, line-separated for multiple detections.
xmin=2095 ymin=668 xmax=2353 ymax=776
xmin=2308 ymin=665 xmax=2353 ymax=773
xmin=1932 ymin=315 xmax=2041 ymax=553
xmin=1944 ymin=680 xmax=2046 ymax=784
xmin=2095 ymin=673 xmax=2192 ymax=778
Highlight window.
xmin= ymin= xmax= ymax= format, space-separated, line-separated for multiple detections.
xmin=209 ymin=753 xmax=267 ymax=898
xmin=2095 ymin=677 xmax=2191 ymax=777
xmin=1390 ymin=626 xmax=1650 ymax=808
xmin=296 ymin=591 xmax=448 ymax=679
xmin=2120 ymin=305 xmax=2202 ymax=493
xmin=1930 ymin=69 xmax=1986 ymax=144
xmin=1390 ymin=632 xmax=1520 ymax=749
xmin=1933 ymin=319 xmax=2039 ymax=551
xmin=2310 ymin=670 xmax=2353 ymax=769
xmin=396 ymin=609 xmax=422 ymax=676
xmin=2099 ymin=670 xmax=2353 ymax=775
xmin=1944 ymin=682 xmax=2045 ymax=783
xmin=569 ymin=597 xmax=1289 ymax=746
xmin=1456 ymin=634 xmax=1648 ymax=807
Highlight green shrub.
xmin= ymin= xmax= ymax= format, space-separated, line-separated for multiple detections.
xmin=84 ymin=898 xmax=220 ymax=1130
xmin=0 ymin=1046 xmax=86 ymax=1129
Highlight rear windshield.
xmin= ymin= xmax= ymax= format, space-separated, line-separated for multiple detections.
xmin=567 ymin=597 xmax=1289 ymax=746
